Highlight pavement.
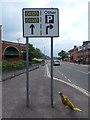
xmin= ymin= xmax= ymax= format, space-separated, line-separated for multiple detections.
xmin=2 ymin=65 xmax=89 ymax=118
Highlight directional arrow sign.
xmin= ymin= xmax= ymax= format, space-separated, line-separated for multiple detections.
xmin=23 ymin=8 xmax=59 ymax=37
xmin=46 ymin=24 xmax=53 ymax=34
xmin=30 ymin=24 xmax=35 ymax=35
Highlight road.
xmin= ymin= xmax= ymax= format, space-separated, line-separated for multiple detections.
xmin=47 ymin=61 xmax=89 ymax=91
xmin=2 ymin=62 xmax=89 ymax=118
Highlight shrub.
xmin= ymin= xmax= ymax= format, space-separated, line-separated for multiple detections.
xmin=2 ymin=60 xmax=25 ymax=72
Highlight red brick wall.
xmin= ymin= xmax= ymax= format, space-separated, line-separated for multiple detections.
xmin=68 ymin=49 xmax=74 ymax=62
xmin=0 ymin=25 xmax=2 ymax=61
xmin=73 ymin=46 xmax=78 ymax=62
xmin=68 ymin=53 xmax=71 ymax=62
xmin=68 ymin=46 xmax=78 ymax=62
xmin=2 ymin=41 xmax=26 ymax=62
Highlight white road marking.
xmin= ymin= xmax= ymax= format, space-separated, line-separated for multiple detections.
xmin=68 ymin=79 xmax=71 ymax=82
xmin=44 ymin=65 xmax=47 ymax=77
xmin=46 ymin=64 xmax=50 ymax=77
xmin=46 ymin=64 xmax=90 ymax=97
xmin=53 ymin=77 xmax=90 ymax=97
xmin=87 ymin=71 xmax=90 ymax=74
xmin=61 ymin=63 xmax=88 ymax=75
xmin=74 ymin=69 xmax=88 ymax=75
xmin=65 ymin=76 xmax=67 ymax=79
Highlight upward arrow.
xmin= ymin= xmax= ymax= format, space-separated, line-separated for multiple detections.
xmin=30 ymin=24 xmax=35 ymax=35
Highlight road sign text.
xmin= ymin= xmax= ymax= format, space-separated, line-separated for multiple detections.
xmin=22 ymin=8 xmax=59 ymax=37
xmin=25 ymin=18 xmax=39 ymax=23
xmin=25 ymin=11 xmax=39 ymax=16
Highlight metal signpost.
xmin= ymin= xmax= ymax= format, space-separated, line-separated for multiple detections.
xmin=22 ymin=8 xmax=59 ymax=108
xmin=26 ymin=37 xmax=29 ymax=107
xmin=51 ymin=37 xmax=53 ymax=107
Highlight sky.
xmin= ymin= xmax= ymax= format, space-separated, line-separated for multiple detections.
xmin=0 ymin=0 xmax=89 ymax=57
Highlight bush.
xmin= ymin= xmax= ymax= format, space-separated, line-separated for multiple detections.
xmin=78 ymin=59 xmax=83 ymax=64
xmin=2 ymin=60 xmax=25 ymax=72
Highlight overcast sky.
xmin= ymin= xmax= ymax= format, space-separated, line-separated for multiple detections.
xmin=0 ymin=0 xmax=89 ymax=57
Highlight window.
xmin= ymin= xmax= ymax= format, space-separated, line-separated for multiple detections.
xmin=4 ymin=47 xmax=19 ymax=58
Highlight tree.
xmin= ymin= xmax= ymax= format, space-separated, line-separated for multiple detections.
xmin=22 ymin=43 xmax=43 ymax=61
xmin=34 ymin=48 xmax=43 ymax=59
xmin=58 ymin=50 xmax=68 ymax=60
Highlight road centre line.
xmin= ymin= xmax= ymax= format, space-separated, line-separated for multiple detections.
xmin=74 ymin=69 xmax=88 ymax=75
xmin=62 ymin=62 xmax=88 ymax=67
xmin=55 ymin=68 xmax=71 ymax=83
xmin=62 ymin=64 xmax=88 ymax=75
xmin=68 ymin=79 xmax=71 ymax=82
xmin=65 ymin=76 xmax=67 ymax=79
xmin=46 ymin=64 xmax=90 ymax=97
xmin=87 ymin=71 xmax=90 ymax=74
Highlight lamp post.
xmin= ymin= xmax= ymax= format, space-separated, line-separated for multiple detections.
xmin=17 ymin=38 xmax=20 ymax=44
xmin=44 ymin=46 xmax=45 ymax=60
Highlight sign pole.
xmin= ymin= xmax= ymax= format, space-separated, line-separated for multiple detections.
xmin=51 ymin=37 xmax=53 ymax=108
xmin=26 ymin=37 xmax=29 ymax=107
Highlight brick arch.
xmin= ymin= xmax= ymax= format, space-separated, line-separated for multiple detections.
xmin=2 ymin=41 xmax=26 ymax=62
xmin=2 ymin=41 xmax=26 ymax=61
xmin=3 ymin=45 xmax=20 ymax=56
xmin=3 ymin=46 xmax=20 ymax=61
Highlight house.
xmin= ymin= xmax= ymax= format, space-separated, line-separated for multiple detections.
xmin=68 ymin=41 xmax=90 ymax=64
xmin=68 ymin=45 xmax=78 ymax=63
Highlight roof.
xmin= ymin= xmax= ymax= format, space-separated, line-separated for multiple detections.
xmin=2 ymin=40 xmax=26 ymax=46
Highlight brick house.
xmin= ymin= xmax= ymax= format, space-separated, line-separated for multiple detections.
xmin=68 ymin=45 xmax=78 ymax=63
xmin=77 ymin=45 xmax=83 ymax=62
xmin=68 ymin=41 xmax=90 ymax=64
xmin=82 ymin=41 xmax=90 ymax=64
xmin=77 ymin=41 xmax=90 ymax=64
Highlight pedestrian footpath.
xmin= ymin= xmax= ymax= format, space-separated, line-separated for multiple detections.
xmin=2 ymin=66 xmax=88 ymax=118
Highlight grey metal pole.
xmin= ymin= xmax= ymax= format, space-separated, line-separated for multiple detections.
xmin=26 ymin=37 xmax=29 ymax=107
xmin=51 ymin=37 xmax=53 ymax=108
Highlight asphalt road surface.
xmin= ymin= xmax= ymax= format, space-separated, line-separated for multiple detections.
xmin=2 ymin=62 xmax=89 ymax=118
xmin=47 ymin=61 xmax=89 ymax=91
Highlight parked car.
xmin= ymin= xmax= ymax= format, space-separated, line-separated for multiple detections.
xmin=53 ymin=60 xmax=60 ymax=66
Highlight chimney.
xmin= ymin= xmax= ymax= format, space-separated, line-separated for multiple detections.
xmin=74 ymin=45 xmax=77 ymax=49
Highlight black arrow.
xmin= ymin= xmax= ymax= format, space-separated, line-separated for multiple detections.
xmin=46 ymin=24 xmax=53 ymax=34
xmin=30 ymin=24 xmax=35 ymax=35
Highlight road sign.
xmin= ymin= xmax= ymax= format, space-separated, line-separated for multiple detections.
xmin=22 ymin=8 xmax=59 ymax=37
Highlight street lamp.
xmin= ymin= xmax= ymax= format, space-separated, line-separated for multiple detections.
xmin=17 ymin=38 xmax=20 ymax=44
xmin=43 ymin=46 xmax=45 ymax=60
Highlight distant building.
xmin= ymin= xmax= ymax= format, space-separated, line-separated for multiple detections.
xmin=83 ymin=41 xmax=90 ymax=64
xmin=68 ymin=45 xmax=78 ymax=63
xmin=77 ymin=45 xmax=83 ymax=62
xmin=68 ymin=41 xmax=90 ymax=64
xmin=2 ymin=41 xmax=26 ymax=62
